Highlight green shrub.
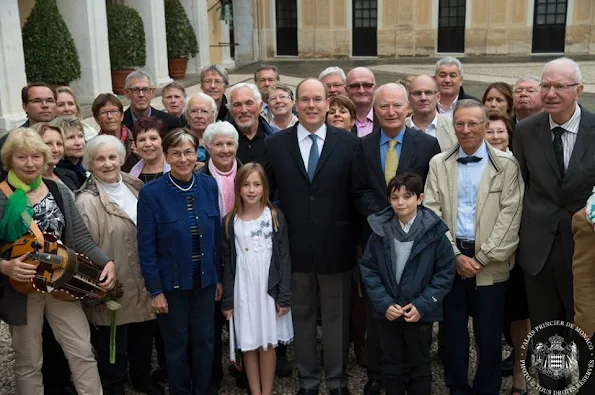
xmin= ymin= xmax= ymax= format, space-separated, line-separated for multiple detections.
xmin=106 ymin=4 xmax=146 ymax=70
xmin=21 ymin=0 xmax=81 ymax=84
xmin=165 ymin=0 xmax=198 ymax=59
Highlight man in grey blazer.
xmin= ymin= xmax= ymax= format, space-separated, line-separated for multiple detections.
xmin=513 ymin=57 xmax=595 ymax=393
xmin=406 ymin=75 xmax=457 ymax=152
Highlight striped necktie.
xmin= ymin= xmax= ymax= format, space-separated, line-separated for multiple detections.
xmin=385 ymin=139 xmax=398 ymax=185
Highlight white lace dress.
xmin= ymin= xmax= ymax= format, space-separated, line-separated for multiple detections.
xmin=232 ymin=207 xmax=294 ymax=352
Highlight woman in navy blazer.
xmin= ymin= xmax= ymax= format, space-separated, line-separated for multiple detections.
xmin=137 ymin=129 xmax=222 ymax=395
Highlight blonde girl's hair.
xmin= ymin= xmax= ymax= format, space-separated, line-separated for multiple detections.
xmin=224 ymin=163 xmax=279 ymax=238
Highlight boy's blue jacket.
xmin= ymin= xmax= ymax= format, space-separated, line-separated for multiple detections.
xmin=360 ymin=205 xmax=455 ymax=322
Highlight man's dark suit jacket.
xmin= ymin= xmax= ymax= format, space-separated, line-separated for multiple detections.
xmin=355 ymin=126 xmax=441 ymax=218
xmin=264 ymin=123 xmax=360 ymax=274
xmin=123 ymin=106 xmax=181 ymax=133
xmin=513 ymin=106 xmax=595 ymax=275
xmin=457 ymin=86 xmax=480 ymax=102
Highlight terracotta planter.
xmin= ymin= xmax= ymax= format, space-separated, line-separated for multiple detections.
xmin=168 ymin=57 xmax=189 ymax=80
xmin=111 ymin=69 xmax=134 ymax=95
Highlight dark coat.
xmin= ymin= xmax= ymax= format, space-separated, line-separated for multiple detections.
xmin=355 ymin=126 xmax=441 ymax=218
xmin=221 ymin=208 xmax=291 ymax=311
xmin=54 ymin=167 xmax=82 ymax=191
xmin=457 ymin=86 xmax=480 ymax=102
xmin=123 ymin=106 xmax=182 ymax=133
xmin=513 ymin=107 xmax=595 ymax=275
xmin=360 ymin=205 xmax=455 ymax=322
xmin=56 ymin=159 xmax=87 ymax=186
xmin=264 ymin=123 xmax=360 ymax=273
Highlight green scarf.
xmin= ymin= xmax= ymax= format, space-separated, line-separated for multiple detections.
xmin=0 ymin=170 xmax=42 ymax=242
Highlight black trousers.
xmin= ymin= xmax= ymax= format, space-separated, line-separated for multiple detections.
xmin=376 ymin=319 xmax=432 ymax=395
xmin=93 ymin=320 xmax=155 ymax=393
xmin=364 ymin=284 xmax=382 ymax=380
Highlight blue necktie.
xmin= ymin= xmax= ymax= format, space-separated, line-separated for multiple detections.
xmin=307 ymin=134 xmax=319 ymax=181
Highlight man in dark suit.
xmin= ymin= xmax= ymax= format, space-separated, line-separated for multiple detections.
xmin=264 ymin=78 xmax=359 ymax=395
xmin=434 ymin=57 xmax=479 ymax=119
xmin=354 ymin=83 xmax=440 ymax=395
xmin=122 ymin=70 xmax=181 ymax=132
xmin=513 ymin=57 xmax=595 ymax=392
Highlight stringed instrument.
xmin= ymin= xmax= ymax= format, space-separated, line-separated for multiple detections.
xmin=0 ymin=233 xmax=120 ymax=302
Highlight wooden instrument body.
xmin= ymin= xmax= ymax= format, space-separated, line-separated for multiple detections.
xmin=0 ymin=233 xmax=112 ymax=301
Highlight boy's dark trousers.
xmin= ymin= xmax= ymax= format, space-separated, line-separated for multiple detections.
xmin=376 ymin=318 xmax=432 ymax=395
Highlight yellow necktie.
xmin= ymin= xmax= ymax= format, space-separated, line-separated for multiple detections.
xmin=385 ymin=139 xmax=399 ymax=185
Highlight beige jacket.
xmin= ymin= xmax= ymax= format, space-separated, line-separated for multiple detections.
xmin=406 ymin=113 xmax=457 ymax=152
xmin=572 ymin=207 xmax=595 ymax=337
xmin=75 ymin=172 xmax=155 ymax=325
xmin=424 ymin=142 xmax=524 ymax=286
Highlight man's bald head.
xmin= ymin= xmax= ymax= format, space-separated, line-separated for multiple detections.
xmin=408 ymin=75 xmax=440 ymax=118
xmin=346 ymin=67 xmax=376 ymax=108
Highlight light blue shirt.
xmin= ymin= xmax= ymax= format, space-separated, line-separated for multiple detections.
xmin=379 ymin=128 xmax=405 ymax=171
xmin=456 ymin=141 xmax=489 ymax=240
xmin=131 ymin=107 xmax=152 ymax=125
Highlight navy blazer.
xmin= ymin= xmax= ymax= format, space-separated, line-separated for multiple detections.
xmin=355 ymin=126 xmax=441 ymax=218
xmin=123 ymin=106 xmax=181 ymax=133
xmin=137 ymin=172 xmax=222 ymax=295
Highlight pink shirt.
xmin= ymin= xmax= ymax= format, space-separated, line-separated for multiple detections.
xmin=355 ymin=108 xmax=374 ymax=137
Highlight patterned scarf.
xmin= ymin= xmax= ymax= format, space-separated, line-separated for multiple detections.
xmin=208 ymin=159 xmax=237 ymax=219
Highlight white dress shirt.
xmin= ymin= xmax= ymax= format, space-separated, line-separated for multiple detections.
xmin=399 ymin=214 xmax=417 ymax=234
xmin=549 ymin=103 xmax=581 ymax=170
xmin=438 ymin=97 xmax=458 ymax=120
xmin=407 ymin=114 xmax=438 ymax=138
xmin=297 ymin=123 xmax=327 ymax=171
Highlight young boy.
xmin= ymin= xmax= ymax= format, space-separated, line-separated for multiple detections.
xmin=360 ymin=173 xmax=455 ymax=395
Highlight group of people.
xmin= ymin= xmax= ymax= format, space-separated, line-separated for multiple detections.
xmin=0 ymin=54 xmax=593 ymax=395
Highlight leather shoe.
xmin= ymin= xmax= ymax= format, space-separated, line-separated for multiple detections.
xmin=134 ymin=380 xmax=166 ymax=395
xmin=363 ymin=379 xmax=383 ymax=395
xmin=275 ymin=355 xmax=292 ymax=377
xmin=329 ymin=388 xmax=350 ymax=395
xmin=295 ymin=389 xmax=319 ymax=395
xmin=150 ymin=367 xmax=168 ymax=383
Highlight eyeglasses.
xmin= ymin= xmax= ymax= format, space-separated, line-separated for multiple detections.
xmin=202 ymin=79 xmax=225 ymax=86
xmin=298 ymin=97 xmax=325 ymax=105
xmin=347 ymin=82 xmax=376 ymax=90
xmin=409 ymin=90 xmax=437 ymax=98
xmin=513 ymin=88 xmax=539 ymax=95
xmin=99 ymin=110 xmax=121 ymax=118
xmin=29 ymin=98 xmax=56 ymax=105
xmin=188 ymin=108 xmax=212 ymax=117
xmin=454 ymin=121 xmax=485 ymax=130
xmin=168 ymin=149 xmax=196 ymax=159
xmin=269 ymin=94 xmax=291 ymax=103
xmin=129 ymin=87 xmax=153 ymax=95
xmin=539 ymin=83 xmax=579 ymax=92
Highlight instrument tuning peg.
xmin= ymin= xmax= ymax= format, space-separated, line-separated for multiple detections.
xmin=31 ymin=241 xmax=43 ymax=250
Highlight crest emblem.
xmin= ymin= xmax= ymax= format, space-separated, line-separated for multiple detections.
xmin=531 ymin=334 xmax=579 ymax=380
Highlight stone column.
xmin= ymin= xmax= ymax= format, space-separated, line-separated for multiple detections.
xmin=123 ymin=0 xmax=172 ymax=87
xmin=220 ymin=21 xmax=236 ymax=69
xmin=0 ymin=0 xmax=28 ymax=130
xmin=180 ymin=0 xmax=210 ymax=74
xmin=232 ymin=0 xmax=255 ymax=65
xmin=56 ymin=0 xmax=112 ymax=103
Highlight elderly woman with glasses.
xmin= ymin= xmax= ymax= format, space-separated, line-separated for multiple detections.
xmin=76 ymin=135 xmax=164 ymax=395
xmin=137 ymin=129 xmax=223 ymax=395
xmin=268 ymin=84 xmax=298 ymax=130
xmin=92 ymin=93 xmax=138 ymax=172
xmin=184 ymin=93 xmax=218 ymax=169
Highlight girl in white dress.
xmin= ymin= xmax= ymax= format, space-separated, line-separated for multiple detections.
xmin=221 ymin=163 xmax=293 ymax=395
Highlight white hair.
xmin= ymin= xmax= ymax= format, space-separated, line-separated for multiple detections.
xmin=82 ymin=134 xmax=126 ymax=172
xmin=229 ymin=83 xmax=262 ymax=107
xmin=542 ymin=57 xmax=582 ymax=84
xmin=318 ymin=67 xmax=347 ymax=83
xmin=125 ymin=69 xmax=153 ymax=88
xmin=203 ymin=121 xmax=239 ymax=147
xmin=514 ymin=75 xmax=541 ymax=89
xmin=373 ymin=83 xmax=409 ymax=106
xmin=186 ymin=92 xmax=218 ymax=122
xmin=435 ymin=56 xmax=463 ymax=77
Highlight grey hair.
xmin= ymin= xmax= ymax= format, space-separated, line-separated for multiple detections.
xmin=125 ymin=70 xmax=153 ymax=88
xmin=318 ymin=67 xmax=347 ymax=83
xmin=514 ymin=75 xmax=541 ymax=89
xmin=229 ymin=83 xmax=262 ymax=107
xmin=82 ymin=134 xmax=126 ymax=172
xmin=543 ymin=57 xmax=582 ymax=84
xmin=435 ymin=56 xmax=464 ymax=77
xmin=202 ymin=121 xmax=239 ymax=147
xmin=373 ymin=83 xmax=409 ymax=105
xmin=200 ymin=64 xmax=230 ymax=87
xmin=453 ymin=99 xmax=489 ymax=123
xmin=186 ymin=92 xmax=218 ymax=122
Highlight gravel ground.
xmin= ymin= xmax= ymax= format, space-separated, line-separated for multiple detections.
xmin=0 ymin=320 xmax=557 ymax=395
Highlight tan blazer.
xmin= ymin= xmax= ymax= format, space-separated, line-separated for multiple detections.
xmin=406 ymin=113 xmax=457 ymax=152
xmin=75 ymin=172 xmax=155 ymax=325
xmin=424 ymin=142 xmax=524 ymax=286
xmin=572 ymin=207 xmax=595 ymax=337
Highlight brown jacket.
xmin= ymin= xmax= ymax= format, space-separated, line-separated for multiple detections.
xmin=572 ymin=207 xmax=595 ymax=337
xmin=75 ymin=172 xmax=155 ymax=325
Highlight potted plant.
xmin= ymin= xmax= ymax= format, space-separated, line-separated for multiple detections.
xmin=165 ymin=0 xmax=199 ymax=80
xmin=106 ymin=4 xmax=146 ymax=94
xmin=21 ymin=0 xmax=81 ymax=87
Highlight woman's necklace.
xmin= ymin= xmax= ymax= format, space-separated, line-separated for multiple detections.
xmin=168 ymin=173 xmax=194 ymax=192
xmin=27 ymin=186 xmax=43 ymax=200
